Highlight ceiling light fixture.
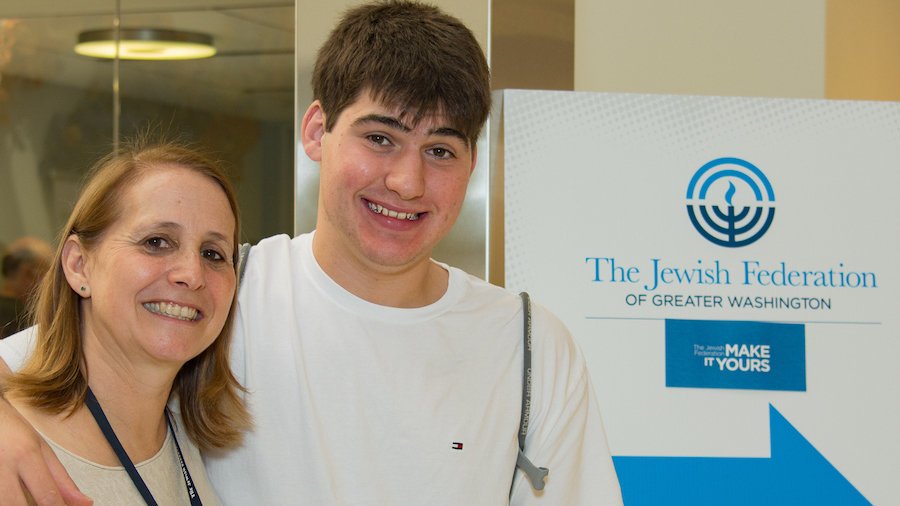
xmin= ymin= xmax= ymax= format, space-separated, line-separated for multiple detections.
xmin=75 ymin=28 xmax=216 ymax=61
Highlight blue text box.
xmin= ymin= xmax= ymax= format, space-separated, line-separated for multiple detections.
xmin=665 ymin=319 xmax=806 ymax=391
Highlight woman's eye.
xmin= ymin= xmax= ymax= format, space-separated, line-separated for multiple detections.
xmin=145 ymin=237 xmax=171 ymax=250
xmin=202 ymin=249 xmax=226 ymax=262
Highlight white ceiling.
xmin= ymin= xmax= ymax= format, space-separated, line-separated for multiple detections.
xmin=0 ymin=1 xmax=295 ymax=121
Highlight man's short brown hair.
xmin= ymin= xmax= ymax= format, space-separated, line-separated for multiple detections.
xmin=313 ymin=0 xmax=491 ymax=146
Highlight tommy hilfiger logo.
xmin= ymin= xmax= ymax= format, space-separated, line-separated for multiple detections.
xmin=451 ymin=442 xmax=464 ymax=450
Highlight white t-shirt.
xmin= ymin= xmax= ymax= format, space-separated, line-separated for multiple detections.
xmin=202 ymin=232 xmax=622 ymax=505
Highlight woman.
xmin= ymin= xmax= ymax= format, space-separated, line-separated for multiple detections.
xmin=2 ymin=141 xmax=250 ymax=504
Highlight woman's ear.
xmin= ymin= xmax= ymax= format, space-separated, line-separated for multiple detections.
xmin=61 ymin=235 xmax=90 ymax=297
xmin=301 ymin=100 xmax=326 ymax=162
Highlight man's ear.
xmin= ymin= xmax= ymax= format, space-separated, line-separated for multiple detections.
xmin=301 ymin=100 xmax=327 ymax=162
xmin=61 ymin=235 xmax=90 ymax=297
xmin=469 ymin=145 xmax=478 ymax=176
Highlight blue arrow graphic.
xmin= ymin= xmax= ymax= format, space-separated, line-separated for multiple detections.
xmin=612 ymin=405 xmax=870 ymax=505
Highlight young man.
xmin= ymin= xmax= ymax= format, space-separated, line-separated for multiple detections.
xmin=0 ymin=2 xmax=622 ymax=504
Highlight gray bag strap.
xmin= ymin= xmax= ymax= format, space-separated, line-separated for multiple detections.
xmin=237 ymin=243 xmax=252 ymax=284
xmin=512 ymin=292 xmax=549 ymax=495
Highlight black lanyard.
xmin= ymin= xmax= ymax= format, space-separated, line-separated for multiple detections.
xmin=84 ymin=387 xmax=203 ymax=506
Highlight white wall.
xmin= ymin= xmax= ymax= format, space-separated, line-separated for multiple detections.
xmin=575 ymin=0 xmax=826 ymax=99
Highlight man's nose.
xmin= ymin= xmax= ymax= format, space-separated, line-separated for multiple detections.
xmin=385 ymin=150 xmax=426 ymax=200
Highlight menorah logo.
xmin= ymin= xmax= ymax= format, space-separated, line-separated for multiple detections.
xmin=686 ymin=157 xmax=776 ymax=248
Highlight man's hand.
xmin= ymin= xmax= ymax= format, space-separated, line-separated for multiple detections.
xmin=0 ymin=362 xmax=92 ymax=506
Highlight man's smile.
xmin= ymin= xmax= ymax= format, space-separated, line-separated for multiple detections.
xmin=366 ymin=200 xmax=421 ymax=221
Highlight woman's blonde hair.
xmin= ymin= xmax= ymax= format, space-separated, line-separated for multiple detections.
xmin=7 ymin=138 xmax=251 ymax=450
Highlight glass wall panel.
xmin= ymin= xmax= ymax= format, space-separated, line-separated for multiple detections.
xmin=0 ymin=0 xmax=295 ymax=259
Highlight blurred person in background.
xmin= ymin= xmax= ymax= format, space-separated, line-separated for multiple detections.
xmin=0 ymin=236 xmax=52 ymax=339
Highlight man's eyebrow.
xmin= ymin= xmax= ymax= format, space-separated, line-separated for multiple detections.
xmin=352 ymin=114 xmax=469 ymax=145
xmin=429 ymin=127 xmax=468 ymax=145
xmin=352 ymin=114 xmax=411 ymax=132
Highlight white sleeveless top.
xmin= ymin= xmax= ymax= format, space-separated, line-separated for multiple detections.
xmin=40 ymin=409 xmax=221 ymax=506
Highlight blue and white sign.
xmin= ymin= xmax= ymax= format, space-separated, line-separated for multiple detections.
xmin=500 ymin=89 xmax=899 ymax=505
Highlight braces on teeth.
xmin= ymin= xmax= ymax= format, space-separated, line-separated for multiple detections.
xmin=368 ymin=202 xmax=419 ymax=221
